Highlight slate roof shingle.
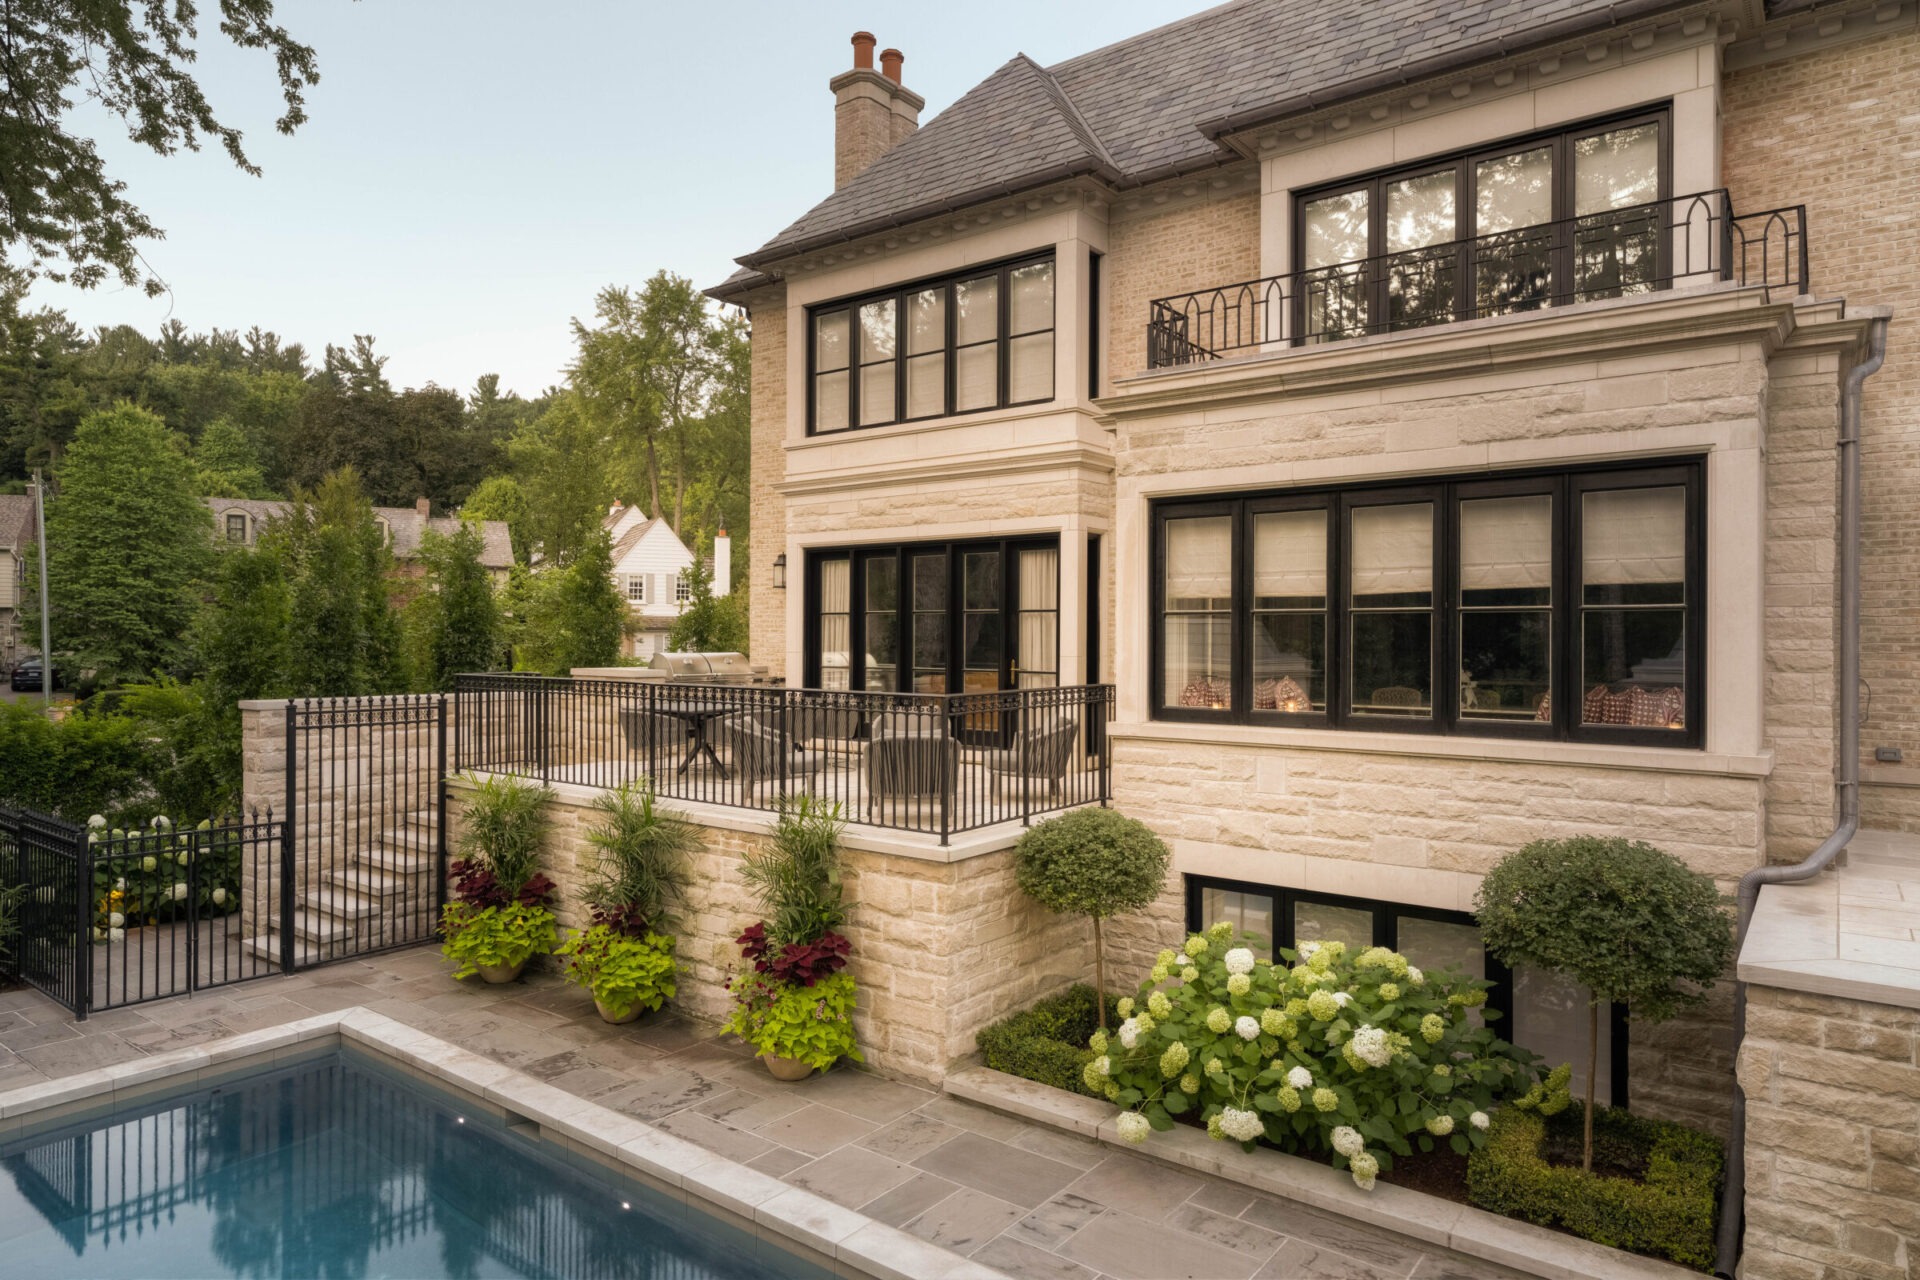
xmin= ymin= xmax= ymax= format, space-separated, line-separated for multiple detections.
xmin=715 ymin=0 xmax=1696 ymax=292
xmin=0 ymin=494 xmax=35 ymax=551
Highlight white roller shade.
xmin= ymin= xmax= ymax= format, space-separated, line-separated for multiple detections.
xmin=1253 ymin=510 xmax=1327 ymax=600
xmin=1461 ymin=495 xmax=1551 ymax=591
xmin=1583 ymin=487 xmax=1684 ymax=586
xmin=819 ymin=559 xmax=850 ymax=612
xmin=1165 ymin=517 xmax=1231 ymax=601
xmin=1350 ymin=504 xmax=1433 ymax=598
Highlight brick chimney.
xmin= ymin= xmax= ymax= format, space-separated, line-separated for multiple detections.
xmin=831 ymin=31 xmax=925 ymax=188
xmin=415 ymin=496 xmax=430 ymax=517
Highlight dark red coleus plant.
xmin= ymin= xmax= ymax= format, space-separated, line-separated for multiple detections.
xmin=449 ymin=859 xmax=556 ymax=911
xmin=736 ymin=922 xmax=850 ymax=987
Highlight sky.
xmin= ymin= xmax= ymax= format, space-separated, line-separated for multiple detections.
xmin=28 ymin=1 xmax=1221 ymax=399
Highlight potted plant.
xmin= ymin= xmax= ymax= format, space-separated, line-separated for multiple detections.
xmin=724 ymin=793 xmax=861 ymax=1080
xmin=441 ymin=773 xmax=557 ymax=983
xmin=557 ymin=781 xmax=697 ymax=1022
xmin=1014 ymin=807 xmax=1172 ymax=1030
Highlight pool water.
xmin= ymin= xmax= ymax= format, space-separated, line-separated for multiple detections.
xmin=0 ymin=1050 xmax=837 ymax=1279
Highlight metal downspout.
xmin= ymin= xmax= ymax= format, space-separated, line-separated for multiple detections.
xmin=1714 ymin=314 xmax=1888 ymax=1278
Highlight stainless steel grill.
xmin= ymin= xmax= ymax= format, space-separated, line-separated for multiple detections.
xmin=647 ymin=652 xmax=760 ymax=684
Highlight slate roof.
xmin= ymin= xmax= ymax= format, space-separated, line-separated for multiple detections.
xmin=0 ymin=494 xmax=35 ymax=550
xmin=714 ymin=0 xmax=1694 ymax=291
xmin=203 ymin=498 xmax=515 ymax=570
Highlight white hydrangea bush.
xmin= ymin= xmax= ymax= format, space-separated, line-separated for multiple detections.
xmin=1085 ymin=921 xmax=1537 ymax=1190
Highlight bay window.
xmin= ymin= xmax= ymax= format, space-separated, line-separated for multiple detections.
xmin=1151 ymin=461 xmax=1703 ymax=745
xmin=808 ymin=253 xmax=1055 ymax=433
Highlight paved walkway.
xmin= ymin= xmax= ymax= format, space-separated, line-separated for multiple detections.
xmin=0 ymin=952 xmax=1522 ymax=1280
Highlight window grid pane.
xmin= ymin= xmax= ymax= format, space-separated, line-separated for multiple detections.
xmin=1163 ymin=516 xmax=1233 ymax=709
xmin=1348 ymin=503 xmax=1433 ymax=718
xmin=1253 ymin=510 xmax=1328 ymax=712
xmin=1459 ymin=495 xmax=1553 ymax=722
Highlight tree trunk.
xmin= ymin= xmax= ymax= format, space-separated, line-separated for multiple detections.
xmin=1584 ymin=1000 xmax=1599 ymax=1173
xmin=645 ymin=435 xmax=662 ymax=521
xmin=1093 ymin=915 xmax=1107 ymax=1032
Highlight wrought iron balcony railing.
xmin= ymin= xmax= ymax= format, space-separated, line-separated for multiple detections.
xmin=1146 ymin=190 xmax=1809 ymax=369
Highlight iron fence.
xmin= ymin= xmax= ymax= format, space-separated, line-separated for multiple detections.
xmin=1147 ymin=189 xmax=1810 ymax=368
xmin=454 ymin=675 xmax=1114 ymax=843
xmin=0 ymin=808 xmax=285 ymax=1017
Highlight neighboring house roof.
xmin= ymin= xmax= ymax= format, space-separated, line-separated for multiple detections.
xmin=203 ymin=499 xmax=514 ymax=571
xmin=610 ymin=517 xmax=661 ymax=563
xmin=716 ymin=0 xmax=1691 ymax=285
xmin=0 ymin=494 xmax=35 ymax=551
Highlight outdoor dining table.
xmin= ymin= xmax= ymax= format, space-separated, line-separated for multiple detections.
xmin=650 ymin=695 xmax=746 ymax=778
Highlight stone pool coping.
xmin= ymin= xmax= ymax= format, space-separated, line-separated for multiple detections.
xmin=0 ymin=1006 xmax=1009 ymax=1280
xmin=944 ymin=1066 xmax=1699 ymax=1280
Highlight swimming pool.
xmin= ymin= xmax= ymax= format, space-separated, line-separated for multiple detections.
xmin=0 ymin=1048 xmax=837 ymax=1280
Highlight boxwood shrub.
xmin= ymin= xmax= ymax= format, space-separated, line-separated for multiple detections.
xmin=975 ymin=984 xmax=1118 ymax=1096
xmin=1467 ymin=1104 xmax=1722 ymax=1271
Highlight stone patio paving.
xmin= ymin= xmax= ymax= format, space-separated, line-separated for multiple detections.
xmin=0 ymin=951 xmax=1525 ymax=1280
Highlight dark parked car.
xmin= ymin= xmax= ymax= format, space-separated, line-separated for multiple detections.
xmin=9 ymin=658 xmax=61 ymax=692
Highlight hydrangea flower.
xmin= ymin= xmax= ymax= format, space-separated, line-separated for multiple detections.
xmin=1117 ymin=1017 xmax=1142 ymax=1050
xmin=1235 ymin=1016 xmax=1260 ymax=1041
xmin=1312 ymin=1087 xmax=1339 ymax=1113
xmin=1207 ymin=921 xmax=1235 ymax=945
xmin=1227 ymin=973 xmax=1251 ymax=997
xmin=1283 ymin=998 xmax=1309 ymax=1019
xmin=1205 ymin=1057 xmax=1224 ymax=1077
xmin=1349 ymin=1150 xmax=1379 ymax=1190
xmin=108 ymin=911 xmax=125 ymax=928
xmin=1180 ymin=1073 xmax=1200 ymax=1095
xmin=1206 ymin=1007 xmax=1232 ymax=1034
xmin=1427 ymin=1114 xmax=1455 ymax=1136
xmin=1156 ymin=949 xmax=1178 ymax=968
xmin=1407 ymin=965 xmax=1425 ymax=986
xmin=1306 ymin=990 xmax=1340 ymax=1022
xmin=1350 ymin=1025 xmax=1392 ymax=1068
xmin=1089 ymin=1029 xmax=1109 ymax=1055
xmin=1355 ymin=945 xmax=1396 ymax=971
xmin=1136 ymin=1012 xmax=1156 ymax=1036
xmin=1160 ymin=1041 xmax=1190 ymax=1078
xmin=1332 ymin=991 xmax=1352 ymax=1008
xmin=1471 ymin=1111 xmax=1490 ymax=1131
xmin=1105 ymin=1082 xmax=1121 ymax=1100
xmin=1116 ymin=1112 xmax=1150 ymax=1144
xmin=1116 ymin=997 xmax=1135 ymax=1019
xmin=151 ymin=815 xmax=172 ymax=831
xmin=1219 ymin=1107 xmax=1264 ymax=1142
xmin=1082 ymin=1055 xmax=1112 ymax=1091
xmin=1224 ymin=947 xmax=1256 ymax=975
xmin=88 ymin=814 xmax=107 ymax=830
xmin=211 ymin=887 xmax=228 ymax=906
xmin=1150 ymin=964 xmax=1171 ymax=983
xmin=1331 ymin=1125 xmax=1365 ymax=1158
xmin=1297 ymin=941 xmax=1321 ymax=960
xmin=1378 ymin=982 xmax=1400 ymax=1001
xmin=1206 ymin=1113 xmax=1224 ymax=1139
xmin=141 ymin=856 xmax=158 ymax=873
xmin=1308 ymin=947 xmax=1335 ymax=974
xmin=1184 ymin=935 xmax=1211 ymax=959
xmin=1260 ymin=1008 xmax=1287 ymax=1037
xmin=1420 ymin=1013 xmax=1446 ymax=1044
xmin=1432 ymin=1062 xmax=1452 ymax=1078
xmin=171 ymin=883 xmax=189 ymax=901
xmin=1277 ymin=1086 xmax=1301 ymax=1112
xmin=1182 ymin=966 xmax=1200 ymax=983
xmin=1287 ymin=1065 xmax=1314 ymax=1090
xmin=1291 ymin=964 xmax=1320 ymax=987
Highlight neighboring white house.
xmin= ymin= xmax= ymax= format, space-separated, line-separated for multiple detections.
xmin=0 ymin=493 xmax=36 ymax=672
xmin=604 ymin=502 xmax=729 ymax=660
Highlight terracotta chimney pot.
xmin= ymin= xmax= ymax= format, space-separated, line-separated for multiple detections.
xmin=880 ymin=48 xmax=904 ymax=83
xmin=851 ymin=31 xmax=876 ymax=69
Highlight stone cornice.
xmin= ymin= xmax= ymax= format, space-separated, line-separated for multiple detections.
xmin=774 ymin=439 xmax=1114 ymax=499
xmin=1096 ymin=288 xmax=1874 ymax=424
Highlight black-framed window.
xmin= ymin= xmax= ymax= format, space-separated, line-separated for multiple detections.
xmin=1294 ymin=109 xmax=1670 ymax=341
xmin=806 ymin=537 xmax=1060 ymax=694
xmin=1184 ymin=875 xmax=1626 ymax=1108
xmin=807 ymin=252 xmax=1056 ymax=433
xmin=1152 ymin=460 xmax=1704 ymax=746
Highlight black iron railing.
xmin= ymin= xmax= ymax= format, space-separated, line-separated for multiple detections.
xmin=1146 ymin=189 xmax=1810 ymax=368
xmin=452 ymin=675 xmax=1114 ymax=844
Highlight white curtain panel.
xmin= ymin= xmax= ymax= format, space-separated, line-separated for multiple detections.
xmin=1253 ymin=510 xmax=1327 ymax=599
xmin=1583 ymin=487 xmax=1684 ymax=586
xmin=1018 ymin=548 xmax=1060 ymax=678
xmin=1460 ymin=495 xmax=1552 ymax=590
xmin=1350 ymin=503 xmax=1433 ymax=597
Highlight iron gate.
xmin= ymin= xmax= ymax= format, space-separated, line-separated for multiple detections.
xmin=285 ymin=696 xmax=447 ymax=968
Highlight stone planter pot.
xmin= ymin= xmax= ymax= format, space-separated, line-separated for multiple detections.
xmin=475 ymin=960 xmax=526 ymax=985
xmin=761 ymin=1054 xmax=815 ymax=1082
xmin=595 ymin=997 xmax=642 ymax=1025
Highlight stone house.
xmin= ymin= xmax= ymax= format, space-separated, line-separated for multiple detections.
xmin=205 ymin=497 xmax=515 ymax=590
xmin=0 ymin=493 xmax=37 ymax=671
xmin=602 ymin=501 xmax=732 ymax=660
xmin=706 ymin=0 xmax=1916 ymax=1152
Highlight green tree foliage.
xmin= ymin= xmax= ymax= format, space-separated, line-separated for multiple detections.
xmin=0 ymin=700 xmax=160 ymax=822
xmin=194 ymin=417 xmax=269 ymax=498
xmin=459 ymin=474 xmax=533 ymax=565
xmin=27 ymin=402 xmax=212 ymax=684
xmin=0 ymin=1 xmax=318 ymax=294
xmin=667 ymin=554 xmax=747 ymax=654
xmin=1475 ymin=835 xmax=1735 ymax=1171
xmin=1014 ymin=809 xmax=1172 ymax=1029
xmin=410 ymin=522 xmax=502 ymax=691
xmin=276 ymin=468 xmax=407 ymax=695
xmin=504 ymin=391 xmax=613 ymax=566
xmin=507 ymin=530 xmax=625 ymax=674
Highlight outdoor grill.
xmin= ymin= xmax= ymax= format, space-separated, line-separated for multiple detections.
xmin=647 ymin=651 xmax=762 ymax=684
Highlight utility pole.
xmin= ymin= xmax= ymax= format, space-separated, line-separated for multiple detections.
xmin=31 ymin=469 xmax=51 ymax=707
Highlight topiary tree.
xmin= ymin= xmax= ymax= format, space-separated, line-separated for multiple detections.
xmin=1014 ymin=808 xmax=1171 ymax=1030
xmin=1475 ymin=835 xmax=1734 ymax=1171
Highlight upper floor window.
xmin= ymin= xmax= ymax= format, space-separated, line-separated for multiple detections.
xmin=627 ymin=575 xmax=647 ymax=604
xmin=809 ymin=252 xmax=1055 ymax=433
xmin=676 ymin=575 xmax=692 ymax=604
xmin=224 ymin=513 xmax=247 ymax=542
xmin=1296 ymin=110 xmax=1667 ymax=339
xmin=1152 ymin=461 xmax=1702 ymax=747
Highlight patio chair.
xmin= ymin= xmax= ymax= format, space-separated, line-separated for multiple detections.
xmin=714 ymin=713 xmax=824 ymax=797
xmin=977 ymin=719 xmax=1080 ymax=805
xmin=793 ymin=699 xmax=865 ymax=746
xmin=864 ymin=732 xmax=959 ymax=821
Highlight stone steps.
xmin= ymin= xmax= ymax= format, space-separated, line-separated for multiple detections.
xmin=269 ymin=909 xmax=355 ymax=945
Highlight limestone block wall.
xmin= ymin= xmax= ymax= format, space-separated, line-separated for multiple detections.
xmin=1724 ymin=25 xmax=1920 ymax=829
xmin=446 ymin=778 xmax=1093 ymax=1085
xmin=1738 ymin=984 xmax=1920 ymax=1280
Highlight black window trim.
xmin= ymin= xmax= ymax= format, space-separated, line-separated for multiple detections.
xmin=1183 ymin=873 xmax=1628 ymax=1108
xmin=1291 ymin=105 xmax=1674 ymax=334
xmin=1150 ymin=458 xmax=1706 ymax=748
xmin=805 ymin=249 xmax=1058 ymax=436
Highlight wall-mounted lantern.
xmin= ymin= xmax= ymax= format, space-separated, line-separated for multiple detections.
xmin=772 ymin=554 xmax=787 ymax=590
